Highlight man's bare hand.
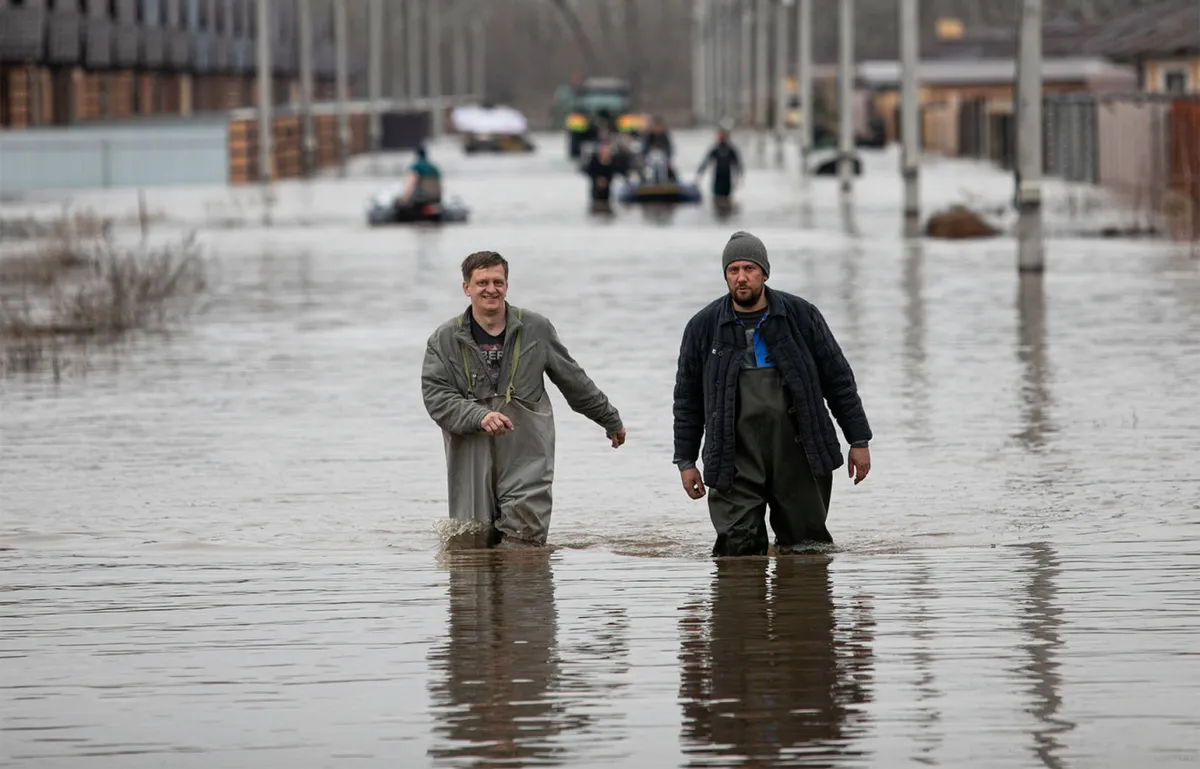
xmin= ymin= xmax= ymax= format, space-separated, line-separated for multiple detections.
xmin=681 ymin=467 xmax=706 ymax=500
xmin=480 ymin=411 xmax=514 ymax=436
xmin=848 ymin=447 xmax=871 ymax=485
xmin=607 ymin=427 xmax=626 ymax=448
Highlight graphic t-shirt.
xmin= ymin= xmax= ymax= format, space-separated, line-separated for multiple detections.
xmin=469 ymin=314 xmax=506 ymax=390
xmin=735 ymin=308 xmax=774 ymax=369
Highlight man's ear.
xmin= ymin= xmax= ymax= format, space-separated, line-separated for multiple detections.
xmin=462 ymin=282 xmax=470 ymax=297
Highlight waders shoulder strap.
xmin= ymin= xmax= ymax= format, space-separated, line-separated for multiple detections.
xmin=504 ymin=307 xmax=524 ymax=404
xmin=455 ymin=315 xmax=472 ymax=397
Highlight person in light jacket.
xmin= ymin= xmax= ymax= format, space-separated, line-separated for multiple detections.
xmin=422 ymin=250 xmax=627 ymax=549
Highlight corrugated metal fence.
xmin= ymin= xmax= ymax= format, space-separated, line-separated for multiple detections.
xmin=0 ymin=117 xmax=230 ymax=197
xmin=953 ymin=92 xmax=1200 ymax=238
xmin=0 ymin=97 xmax=462 ymax=198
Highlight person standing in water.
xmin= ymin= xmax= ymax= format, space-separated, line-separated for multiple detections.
xmin=671 ymin=232 xmax=872 ymax=556
xmin=585 ymin=142 xmax=619 ymax=207
xmin=422 ymin=251 xmax=627 ymax=549
xmin=696 ymin=129 xmax=743 ymax=201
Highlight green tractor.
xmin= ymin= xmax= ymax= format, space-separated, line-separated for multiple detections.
xmin=555 ymin=76 xmax=646 ymax=159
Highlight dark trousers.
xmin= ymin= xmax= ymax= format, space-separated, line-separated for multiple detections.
xmin=712 ymin=170 xmax=733 ymax=198
xmin=708 ymin=368 xmax=833 ymax=557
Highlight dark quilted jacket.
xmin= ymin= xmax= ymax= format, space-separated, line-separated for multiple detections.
xmin=672 ymin=287 xmax=872 ymax=493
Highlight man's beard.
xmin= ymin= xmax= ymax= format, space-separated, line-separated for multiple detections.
xmin=732 ymin=285 xmax=763 ymax=309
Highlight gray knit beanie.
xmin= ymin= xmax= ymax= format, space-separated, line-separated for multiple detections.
xmin=721 ymin=231 xmax=770 ymax=277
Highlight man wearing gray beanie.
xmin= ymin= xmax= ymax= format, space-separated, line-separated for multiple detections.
xmin=672 ymin=231 xmax=872 ymax=556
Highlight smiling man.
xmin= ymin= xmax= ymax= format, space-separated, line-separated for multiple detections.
xmin=421 ymin=250 xmax=626 ymax=549
xmin=672 ymin=231 xmax=873 ymax=556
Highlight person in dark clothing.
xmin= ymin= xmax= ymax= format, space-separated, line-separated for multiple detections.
xmin=584 ymin=142 xmax=624 ymax=206
xmin=641 ymin=117 xmax=677 ymax=182
xmin=672 ymin=231 xmax=873 ymax=557
xmin=696 ymin=129 xmax=743 ymax=200
xmin=642 ymin=118 xmax=674 ymax=158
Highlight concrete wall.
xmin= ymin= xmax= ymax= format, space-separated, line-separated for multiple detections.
xmin=0 ymin=117 xmax=228 ymax=197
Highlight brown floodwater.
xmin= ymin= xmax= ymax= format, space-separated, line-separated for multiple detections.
xmin=2 ymin=131 xmax=1199 ymax=767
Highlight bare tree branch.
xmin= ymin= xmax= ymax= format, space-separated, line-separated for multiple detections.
xmin=546 ymin=0 xmax=602 ymax=73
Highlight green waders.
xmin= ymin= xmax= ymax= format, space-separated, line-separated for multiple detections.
xmin=444 ymin=311 xmax=557 ymax=548
xmin=707 ymin=368 xmax=833 ymax=557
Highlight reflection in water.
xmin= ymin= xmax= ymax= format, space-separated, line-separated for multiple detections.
xmin=714 ymin=198 xmax=737 ymax=222
xmin=906 ymin=559 xmax=943 ymax=765
xmin=800 ymin=190 xmax=815 ymax=230
xmin=1016 ymin=542 xmax=1075 ymax=769
xmin=839 ymin=243 xmax=864 ymax=353
xmin=427 ymin=551 xmax=575 ymax=767
xmin=678 ymin=557 xmax=874 ymax=767
xmin=589 ymin=200 xmax=616 ymax=218
xmin=839 ymin=196 xmax=859 ymax=238
xmin=1016 ymin=275 xmax=1055 ymax=450
xmin=901 ymin=241 xmax=932 ymax=442
xmin=641 ymin=203 xmax=678 ymax=225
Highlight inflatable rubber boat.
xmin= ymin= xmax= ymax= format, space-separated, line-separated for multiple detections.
xmin=366 ymin=185 xmax=469 ymax=226
xmin=616 ymin=179 xmax=702 ymax=205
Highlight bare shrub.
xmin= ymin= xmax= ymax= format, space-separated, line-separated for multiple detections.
xmin=0 ymin=232 xmax=207 ymax=376
xmin=0 ymin=245 xmax=90 ymax=287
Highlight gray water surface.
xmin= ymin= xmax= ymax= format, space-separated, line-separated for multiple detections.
xmin=2 ymin=131 xmax=1199 ymax=767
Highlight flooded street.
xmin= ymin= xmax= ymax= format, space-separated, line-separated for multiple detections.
xmin=2 ymin=130 xmax=1199 ymax=767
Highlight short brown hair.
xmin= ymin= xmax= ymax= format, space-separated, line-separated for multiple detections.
xmin=461 ymin=251 xmax=509 ymax=282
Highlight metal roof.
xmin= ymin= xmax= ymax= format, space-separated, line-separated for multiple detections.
xmin=852 ymin=57 xmax=1137 ymax=87
xmin=1084 ymin=0 xmax=1200 ymax=59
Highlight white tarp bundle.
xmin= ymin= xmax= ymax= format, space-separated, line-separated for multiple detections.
xmin=451 ymin=105 xmax=529 ymax=136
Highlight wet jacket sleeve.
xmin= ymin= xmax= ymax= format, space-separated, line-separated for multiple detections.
xmin=697 ymin=147 xmax=715 ymax=174
xmin=421 ymin=338 xmax=490 ymax=435
xmin=807 ymin=305 xmax=872 ymax=445
xmin=672 ymin=314 xmax=705 ymax=469
xmin=544 ymin=321 xmax=623 ymax=434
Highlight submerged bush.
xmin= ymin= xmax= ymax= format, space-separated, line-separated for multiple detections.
xmin=1 ymin=219 xmax=207 ymax=377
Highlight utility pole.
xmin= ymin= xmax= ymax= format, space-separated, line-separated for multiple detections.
xmin=797 ymin=0 xmax=811 ymax=176
xmin=368 ymin=0 xmax=383 ymax=154
xmin=754 ymin=0 xmax=768 ymax=160
xmin=900 ymin=0 xmax=920 ymax=235
xmin=837 ymin=0 xmax=854 ymax=194
xmin=1016 ymin=0 xmax=1044 ymax=272
xmin=693 ymin=0 xmax=707 ymax=126
xmin=452 ymin=0 xmax=469 ymax=99
xmin=739 ymin=1 xmax=751 ymax=129
xmin=429 ymin=0 xmax=443 ymax=136
xmin=774 ymin=0 xmax=789 ymax=167
xmin=298 ymin=0 xmax=314 ymax=176
xmin=334 ymin=0 xmax=349 ymax=176
xmin=471 ymin=3 xmax=485 ymax=101
xmin=389 ymin=0 xmax=405 ymax=102
xmin=712 ymin=0 xmax=725 ymax=122
xmin=407 ymin=0 xmax=422 ymax=102
xmin=256 ymin=0 xmax=272 ymax=197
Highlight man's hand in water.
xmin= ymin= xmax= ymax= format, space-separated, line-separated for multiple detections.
xmin=607 ymin=427 xmax=626 ymax=448
xmin=680 ymin=468 xmax=706 ymax=500
xmin=480 ymin=411 xmax=514 ymax=436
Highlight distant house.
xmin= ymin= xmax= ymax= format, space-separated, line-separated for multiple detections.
xmin=854 ymin=57 xmax=1137 ymax=150
xmin=1085 ymin=0 xmax=1200 ymax=94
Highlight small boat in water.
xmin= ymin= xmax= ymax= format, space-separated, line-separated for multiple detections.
xmin=365 ymin=184 xmax=470 ymax=226
xmin=452 ymin=104 xmax=536 ymax=154
xmin=616 ymin=179 xmax=702 ymax=205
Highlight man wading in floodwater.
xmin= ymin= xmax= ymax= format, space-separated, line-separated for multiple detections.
xmin=422 ymin=251 xmax=627 ymax=549
xmin=672 ymin=232 xmax=872 ymax=556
